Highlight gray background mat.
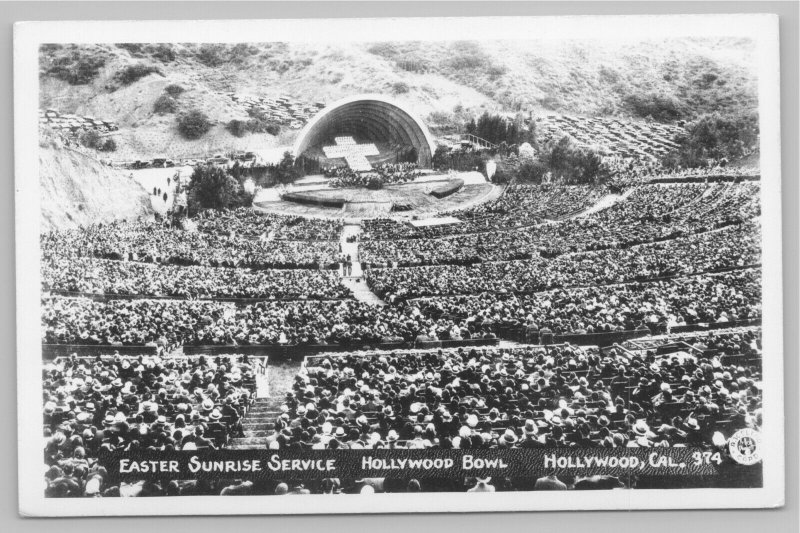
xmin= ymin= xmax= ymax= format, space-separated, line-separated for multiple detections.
xmin=1 ymin=1 xmax=797 ymax=531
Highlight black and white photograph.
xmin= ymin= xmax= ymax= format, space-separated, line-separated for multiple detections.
xmin=14 ymin=14 xmax=784 ymax=515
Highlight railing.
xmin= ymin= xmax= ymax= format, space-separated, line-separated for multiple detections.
xmin=460 ymin=134 xmax=498 ymax=150
xmin=647 ymin=174 xmax=761 ymax=184
xmin=41 ymin=344 xmax=158 ymax=360
xmin=45 ymin=289 xmax=350 ymax=305
xmin=302 ymin=341 xmax=561 ymax=369
xmin=492 ymin=318 xmax=762 ymax=348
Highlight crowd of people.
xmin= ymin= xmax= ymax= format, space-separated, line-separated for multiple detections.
xmin=602 ymin=157 xmax=759 ymax=188
xmin=365 ymin=222 xmax=761 ymax=299
xmin=42 ymin=325 xmax=763 ymax=496
xmin=325 ymin=163 xmax=421 ymax=188
xmin=264 ymin=331 xmax=761 ymax=456
xmin=42 ymin=256 xmax=351 ymax=300
xmin=360 ymin=182 xmax=760 ymax=266
xmin=41 ymin=221 xmax=341 ymax=270
xmin=41 ymin=266 xmax=760 ymax=347
xmin=359 ymin=185 xmax=605 ymax=241
xmin=40 ymin=154 xmax=766 ymax=496
xmin=43 ymin=353 xmax=259 ymax=497
xmin=412 ymin=268 xmax=761 ymax=337
xmin=195 ymin=208 xmax=343 ymax=241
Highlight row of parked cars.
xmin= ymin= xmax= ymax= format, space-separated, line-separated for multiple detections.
xmin=115 ymin=151 xmax=259 ymax=170
xmin=39 ymin=109 xmax=119 ymax=136
xmin=228 ymin=93 xmax=325 ymax=130
xmin=535 ymin=114 xmax=685 ymax=161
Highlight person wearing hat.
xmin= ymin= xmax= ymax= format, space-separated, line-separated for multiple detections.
xmin=190 ymin=425 xmax=217 ymax=450
xmin=519 ymin=419 xmax=544 ymax=448
xmin=683 ymin=417 xmax=705 ymax=446
xmin=221 ymin=396 xmax=243 ymax=437
xmin=206 ymin=409 xmax=226 ymax=447
xmin=498 ymin=428 xmax=519 ymax=448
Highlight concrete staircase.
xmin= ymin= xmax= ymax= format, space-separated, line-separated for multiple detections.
xmin=228 ymin=397 xmax=283 ymax=450
xmin=228 ymin=359 xmax=302 ymax=450
xmin=341 ymin=277 xmax=386 ymax=306
xmin=338 ymin=222 xmax=386 ymax=306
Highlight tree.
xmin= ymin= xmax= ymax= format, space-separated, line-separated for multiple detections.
xmin=432 ymin=145 xmax=452 ymax=171
xmin=472 ymin=111 xmax=528 ymax=146
xmin=662 ymin=111 xmax=759 ymax=169
xmin=226 ymin=119 xmax=248 ymax=137
xmin=465 ymin=118 xmax=477 ymax=135
xmin=543 ymin=136 xmax=607 ymax=184
xmin=518 ymin=142 xmax=536 ymax=161
xmin=177 ymin=110 xmax=213 ymax=140
xmin=187 ymin=165 xmax=241 ymax=211
xmin=274 ymin=151 xmax=300 ymax=184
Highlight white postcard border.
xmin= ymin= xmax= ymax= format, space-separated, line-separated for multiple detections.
xmin=14 ymin=14 xmax=785 ymax=516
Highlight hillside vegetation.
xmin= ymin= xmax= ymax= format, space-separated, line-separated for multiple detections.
xmin=38 ymin=39 xmax=757 ymax=159
xmin=39 ymin=139 xmax=154 ymax=231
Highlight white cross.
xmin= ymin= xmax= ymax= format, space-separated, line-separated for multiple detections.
xmin=322 ymin=136 xmax=379 ymax=172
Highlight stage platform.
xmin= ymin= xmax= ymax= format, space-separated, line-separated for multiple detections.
xmin=253 ymin=171 xmax=500 ymax=220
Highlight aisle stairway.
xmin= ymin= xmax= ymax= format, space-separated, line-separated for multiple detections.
xmin=339 ymin=221 xmax=386 ymax=306
xmin=228 ymin=397 xmax=282 ymax=450
xmin=341 ymin=277 xmax=386 ymax=306
xmin=228 ymin=360 xmax=302 ymax=450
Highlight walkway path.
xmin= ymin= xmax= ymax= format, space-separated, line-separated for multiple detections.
xmin=566 ymin=188 xmax=635 ymax=219
xmin=339 ymin=221 xmax=386 ymax=306
xmin=228 ymin=359 xmax=301 ymax=450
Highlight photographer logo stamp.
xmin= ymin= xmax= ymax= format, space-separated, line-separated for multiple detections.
xmin=728 ymin=429 xmax=762 ymax=466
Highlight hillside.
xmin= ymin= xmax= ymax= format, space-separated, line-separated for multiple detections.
xmin=38 ymin=39 xmax=758 ymax=160
xmin=39 ymin=139 xmax=154 ymax=231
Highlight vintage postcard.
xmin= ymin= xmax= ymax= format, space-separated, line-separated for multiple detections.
xmin=14 ymin=14 xmax=784 ymax=516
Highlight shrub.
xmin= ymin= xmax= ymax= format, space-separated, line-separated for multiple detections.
xmin=164 ymin=84 xmax=185 ymax=97
xmin=229 ymin=43 xmax=258 ymax=63
xmin=487 ymin=65 xmax=507 ymax=79
xmin=396 ymin=56 xmax=428 ymax=73
xmin=624 ymin=92 xmax=687 ymax=122
xmin=78 ymin=130 xmax=116 ymax=152
xmin=149 ymin=44 xmax=176 ymax=63
xmin=116 ymin=43 xmax=144 ymax=56
xmin=263 ymin=123 xmax=281 ymax=136
xmin=367 ymin=42 xmax=399 ymax=58
xmin=153 ymin=95 xmax=178 ymax=114
xmin=78 ymin=130 xmax=102 ymax=149
xmin=244 ymin=111 xmax=280 ymax=135
xmin=391 ymin=81 xmax=410 ymax=94
xmin=226 ymin=119 xmax=248 ymax=137
xmin=196 ymin=44 xmax=225 ymax=67
xmin=99 ymin=137 xmax=117 ymax=152
xmin=114 ymin=63 xmax=162 ymax=86
xmin=47 ymin=53 xmax=107 ymax=85
xmin=366 ymin=176 xmax=384 ymax=190
xmin=177 ymin=110 xmax=213 ymax=140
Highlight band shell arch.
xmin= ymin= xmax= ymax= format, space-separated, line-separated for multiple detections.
xmin=293 ymin=95 xmax=437 ymax=167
